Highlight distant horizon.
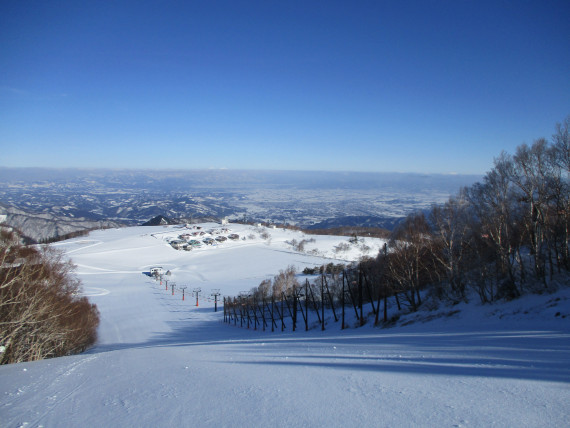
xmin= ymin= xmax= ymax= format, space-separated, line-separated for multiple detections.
xmin=0 ymin=165 xmax=483 ymax=179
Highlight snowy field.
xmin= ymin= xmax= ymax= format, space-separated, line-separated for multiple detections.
xmin=1 ymin=223 xmax=569 ymax=427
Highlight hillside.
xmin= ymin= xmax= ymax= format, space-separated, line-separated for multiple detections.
xmin=0 ymin=202 xmax=123 ymax=243
xmin=0 ymin=223 xmax=568 ymax=427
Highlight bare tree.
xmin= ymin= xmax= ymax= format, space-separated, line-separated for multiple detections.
xmin=466 ymin=152 xmax=526 ymax=299
xmin=255 ymin=279 xmax=272 ymax=301
xmin=429 ymin=192 xmax=471 ymax=300
xmin=271 ymin=265 xmax=298 ymax=299
xmin=1 ymin=230 xmax=99 ymax=364
xmin=511 ymin=139 xmax=558 ymax=285
xmin=386 ymin=213 xmax=434 ymax=311
xmin=552 ymin=116 xmax=570 ymax=268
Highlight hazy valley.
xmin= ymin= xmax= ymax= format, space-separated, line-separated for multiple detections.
xmin=0 ymin=168 xmax=480 ymax=241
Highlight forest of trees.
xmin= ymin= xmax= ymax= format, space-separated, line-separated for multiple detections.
xmin=0 ymin=229 xmax=99 ymax=364
xmin=228 ymin=116 xmax=570 ymax=328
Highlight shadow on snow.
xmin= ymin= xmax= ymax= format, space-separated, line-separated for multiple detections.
xmin=88 ymin=311 xmax=570 ymax=384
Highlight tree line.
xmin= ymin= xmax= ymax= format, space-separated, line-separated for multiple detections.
xmin=227 ymin=116 xmax=570 ymax=329
xmin=367 ymin=115 xmax=570 ymax=311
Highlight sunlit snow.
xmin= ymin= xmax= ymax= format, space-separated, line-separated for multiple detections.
xmin=0 ymin=223 xmax=568 ymax=427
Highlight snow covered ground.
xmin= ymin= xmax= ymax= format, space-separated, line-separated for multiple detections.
xmin=1 ymin=223 xmax=569 ymax=427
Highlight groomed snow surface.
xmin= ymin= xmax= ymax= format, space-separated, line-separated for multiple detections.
xmin=1 ymin=223 xmax=569 ymax=427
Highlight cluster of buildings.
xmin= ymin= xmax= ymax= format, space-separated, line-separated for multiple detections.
xmin=167 ymin=225 xmax=240 ymax=251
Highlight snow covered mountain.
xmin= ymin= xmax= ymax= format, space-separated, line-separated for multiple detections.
xmin=0 ymin=202 xmax=122 ymax=243
xmin=0 ymin=223 xmax=568 ymax=427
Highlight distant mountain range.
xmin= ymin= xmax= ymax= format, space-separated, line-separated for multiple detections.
xmin=0 ymin=168 xmax=481 ymax=242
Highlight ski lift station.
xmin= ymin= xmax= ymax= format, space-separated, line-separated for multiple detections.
xmin=150 ymin=267 xmax=163 ymax=276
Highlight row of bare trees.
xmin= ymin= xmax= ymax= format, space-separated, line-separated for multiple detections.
xmin=225 ymin=265 xmax=369 ymax=330
xmin=370 ymin=116 xmax=570 ymax=308
xmin=0 ymin=229 xmax=99 ymax=364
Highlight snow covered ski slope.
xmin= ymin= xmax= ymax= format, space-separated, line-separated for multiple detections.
xmin=1 ymin=224 xmax=569 ymax=427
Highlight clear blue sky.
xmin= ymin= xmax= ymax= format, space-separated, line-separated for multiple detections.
xmin=1 ymin=1 xmax=568 ymax=174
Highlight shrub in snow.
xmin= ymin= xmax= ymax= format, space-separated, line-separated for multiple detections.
xmin=349 ymin=234 xmax=359 ymax=244
xmin=334 ymin=242 xmax=350 ymax=253
xmin=0 ymin=230 xmax=99 ymax=364
xmin=294 ymin=238 xmax=315 ymax=252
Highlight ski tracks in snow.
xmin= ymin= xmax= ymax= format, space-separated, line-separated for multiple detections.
xmin=74 ymin=263 xmax=141 ymax=275
xmin=2 ymin=355 xmax=98 ymax=428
